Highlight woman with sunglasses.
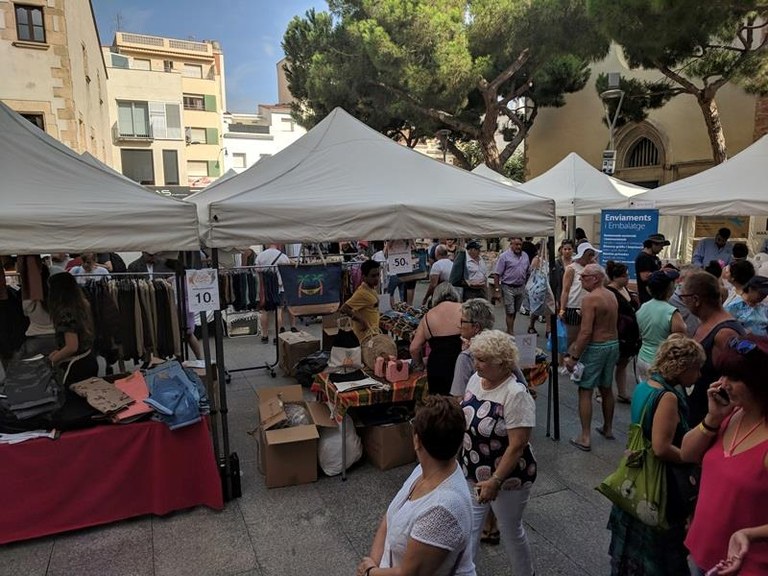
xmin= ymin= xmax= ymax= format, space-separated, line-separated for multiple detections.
xmin=682 ymin=335 xmax=768 ymax=575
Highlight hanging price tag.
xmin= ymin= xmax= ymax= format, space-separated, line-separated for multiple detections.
xmin=186 ymin=268 xmax=220 ymax=313
xmin=387 ymin=249 xmax=413 ymax=275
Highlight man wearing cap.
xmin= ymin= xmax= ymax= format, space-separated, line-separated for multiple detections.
xmin=564 ymin=263 xmax=619 ymax=451
xmin=463 ymin=241 xmax=489 ymax=301
xmin=421 ymin=244 xmax=453 ymax=305
xmin=635 ymin=233 xmax=669 ymax=304
xmin=559 ymin=242 xmax=600 ymax=346
xmin=492 ymin=237 xmax=530 ymax=334
xmin=692 ymin=227 xmax=733 ymax=268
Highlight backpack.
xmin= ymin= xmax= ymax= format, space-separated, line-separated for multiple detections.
xmin=610 ymin=288 xmax=641 ymax=357
xmin=449 ymin=248 xmax=468 ymax=288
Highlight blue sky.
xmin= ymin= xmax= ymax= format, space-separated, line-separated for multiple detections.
xmin=92 ymin=0 xmax=327 ymax=112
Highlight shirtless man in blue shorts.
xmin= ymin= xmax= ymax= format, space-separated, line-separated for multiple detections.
xmin=564 ymin=263 xmax=619 ymax=451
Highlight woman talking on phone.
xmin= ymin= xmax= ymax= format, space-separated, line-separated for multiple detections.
xmin=681 ymin=334 xmax=768 ymax=575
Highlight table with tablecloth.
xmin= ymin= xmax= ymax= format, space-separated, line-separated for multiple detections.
xmin=0 ymin=417 xmax=223 ymax=544
xmin=311 ymin=370 xmax=428 ymax=424
xmin=523 ymin=356 xmax=551 ymax=389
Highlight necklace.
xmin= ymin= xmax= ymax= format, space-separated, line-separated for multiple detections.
xmin=407 ymin=466 xmax=453 ymax=500
xmin=725 ymin=410 xmax=766 ymax=457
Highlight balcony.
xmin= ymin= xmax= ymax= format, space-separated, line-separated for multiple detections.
xmin=115 ymin=32 xmax=213 ymax=57
xmin=112 ymin=123 xmax=153 ymax=143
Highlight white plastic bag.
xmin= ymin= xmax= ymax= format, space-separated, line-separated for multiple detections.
xmin=318 ymin=414 xmax=362 ymax=476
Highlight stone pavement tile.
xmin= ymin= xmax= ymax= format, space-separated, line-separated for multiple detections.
xmin=152 ymin=505 xmax=257 ymax=576
xmin=0 ymin=537 xmax=53 ymax=576
xmin=46 ymin=517 xmax=152 ymax=576
xmin=525 ymin=489 xmax=612 ymax=575
xmin=223 ymin=387 xmax=259 ymax=418
xmin=226 ymin=412 xmax=259 ymax=465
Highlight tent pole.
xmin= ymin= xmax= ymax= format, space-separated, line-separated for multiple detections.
xmin=547 ymin=236 xmax=560 ymax=440
xmin=211 ymin=248 xmax=233 ymax=501
xmin=200 ymin=311 xmax=221 ymax=462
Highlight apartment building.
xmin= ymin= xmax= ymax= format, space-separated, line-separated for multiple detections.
xmin=103 ymin=31 xmax=226 ymax=193
xmin=0 ymin=0 xmax=110 ymax=161
xmin=222 ymin=104 xmax=306 ymax=172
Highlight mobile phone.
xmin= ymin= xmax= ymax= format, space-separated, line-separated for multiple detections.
xmin=715 ymin=387 xmax=730 ymax=405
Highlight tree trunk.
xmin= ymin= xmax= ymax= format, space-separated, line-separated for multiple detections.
xmin=697 ymin=95 xmax=728 ymax=164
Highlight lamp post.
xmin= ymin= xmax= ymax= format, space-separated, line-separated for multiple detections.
xmin=599 ymin=73 xmax=624 ymax=175
xmin=435 ymin=129 xmax=450 ymax=163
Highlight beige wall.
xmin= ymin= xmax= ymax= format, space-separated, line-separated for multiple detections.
xmin=0 ymin=0 xmax=110 ymax=161
xmin=527 ymin=44 xmax=758 ymax=182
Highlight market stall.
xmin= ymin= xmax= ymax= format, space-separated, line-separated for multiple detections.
xmin=0 ymin=102 xmax=223 ymax=542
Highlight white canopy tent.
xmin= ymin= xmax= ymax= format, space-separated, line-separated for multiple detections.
xmin=188 ymin=108 xmax=555 ymax=247
xmin=471 ymin=163 xmax=523 ymax=186
xmin=0 ymin=102 xmax=200 ymax=253
xmin=628 ymin=135 xmax=768 ymax=215
xmin=519 ymin=152 xmax=646 ymax=216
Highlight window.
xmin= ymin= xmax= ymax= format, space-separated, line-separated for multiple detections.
xmin=111 ymin=53 xmax=129 ymax=69
xmin=626 ymin=137 xmax=660 ymax=168
xmin=182 ymin=63 xmax=203 ymax=79
xmin=20 ymin=113 xmax=44 ymax=131
xmin=121 ymin=150 xmax=154 ymax=185
xmin=15 ymin=4 xmax=45 ymax=43
xmin=163 ymin=60 xmax=173 ymax=73
xmin=162 ymin=150 xmax=179 ymax=185
xmin=232 ymin=153 xmax=246 ymax=169
xmin=280 ymin=117 xmax=295 ymax=132
xmin=149 ymin=102 xmax=182 ymax=140
xmin=117 ymin=101 xmax=150 ymax=137
xmin=133 ymin=58 xmax=151 ymax=71
xmin=187 ymin=161 xmax=208 ymax=177
xmin=183 ymin=94 xmax=205 ymax=110
xmin=186 ymin=127 xmax=207 ymax=144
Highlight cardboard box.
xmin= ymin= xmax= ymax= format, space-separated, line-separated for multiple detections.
xmin=278 ymin=330 xmax=320 ymax=376
xmin=362 ymin=422 xmax=416 ymax=471
xmin=255 ymin=385 xmax=336 ymax=488
xmin=322 ymin=312 xmax=341 ymax=351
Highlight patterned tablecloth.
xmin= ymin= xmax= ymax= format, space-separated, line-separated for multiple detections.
xmin=311 ymin=370 xmax=428 ymax=423
xmin=523 ymin=358 xmax=551 ymax=388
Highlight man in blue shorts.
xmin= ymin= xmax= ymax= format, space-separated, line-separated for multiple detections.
xmin=564 ymin=263 xmax=619 ymax=451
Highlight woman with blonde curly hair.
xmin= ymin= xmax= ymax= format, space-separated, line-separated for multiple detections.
xmin=460 ymin=329 xmax=536 ymax=575
xmin=608 ymin=334 xmax=706 ymax=575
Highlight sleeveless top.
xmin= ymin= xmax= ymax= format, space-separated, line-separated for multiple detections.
xmin=687 ymin=320 xmax=745 ymax=427
xmin=423 ymin=314 xmax=462 ymax=396
xmin=566 ymin=262 xmax=586 ymax=309
xmin=686 ymin=411 xmax=768 ymax=575
xmin=636 ymin=299 xmax=676 ymax=364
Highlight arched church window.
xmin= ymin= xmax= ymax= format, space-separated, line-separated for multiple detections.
xmin=626 ymin=137 xmax=660 ymax=168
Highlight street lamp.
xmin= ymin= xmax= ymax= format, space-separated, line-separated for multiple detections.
xmin=599 ymin=72 xmax=624 ymax=175
xmin=435 ymin=129 xmax=450 ymax=163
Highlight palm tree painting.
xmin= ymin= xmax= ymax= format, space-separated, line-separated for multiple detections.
xmin=297 ymin=272 xmax=324 ymax=298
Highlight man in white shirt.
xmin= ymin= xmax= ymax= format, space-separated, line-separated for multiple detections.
xmin=256 ymin=244 xmax=297 ymax=343
xmin=463 ymin=240 xmax=489 ymax=301
xmin=421 ymin=245 xmax=453 ymax=305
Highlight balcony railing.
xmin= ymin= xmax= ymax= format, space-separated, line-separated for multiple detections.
xmin=112 ymin=123 xmax=152 ymax=142
xmin=116 ymin=32 xmax=212 ymax=56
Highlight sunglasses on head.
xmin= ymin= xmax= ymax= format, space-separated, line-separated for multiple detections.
xmin=728 ymin=337 xmax=757 ymax=355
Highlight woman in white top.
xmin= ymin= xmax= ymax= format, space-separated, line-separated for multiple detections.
xmin=357 ymin=396 xmax=476 ymax=576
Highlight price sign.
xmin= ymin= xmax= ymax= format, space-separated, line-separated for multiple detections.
xmin=388 ymin=250 xmax=413 ymax=275
xmin=186 ymin=268 xmax=220 ymax=313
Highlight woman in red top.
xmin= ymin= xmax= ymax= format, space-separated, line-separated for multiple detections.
xmin=681 ymin=335 xmax=768 ymax=575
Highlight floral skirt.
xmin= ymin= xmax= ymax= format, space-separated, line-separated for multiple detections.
xmin=607 ymin=505 xmax=688 ymax=576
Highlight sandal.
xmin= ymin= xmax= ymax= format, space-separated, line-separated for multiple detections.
xmin=480 ymin=530 xmax=500 ymax=545
xmin=616 ymin=395 xmax=631 ymax=404
xmin=527 ymin=327 xmax=538 ymax=334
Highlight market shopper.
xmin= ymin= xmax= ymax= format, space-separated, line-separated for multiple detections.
xmin=47 ymin=272 xmax=98 ymax=386
xmin=558 ymin=242 xmax=599 ymax=347
xmin=69 ymin=252 xmax=110 ymax=285
xmin=564 ymin=264 xmax=619 ymax=451
xmin=607 ymin=334 xmax=705 ymax=575
xmin=669 ymin=265 xmax=702 ymax=336
xmin=550 ymin=239 xmax=574 ymax=316
xmin=410 ymin=283 xmax=463 ymax=396
xmin=693 ymin=227 xmax=733 ymax=268
xmin=724 ymin=275 xmax=768 ymax=337
xmin=461 ymin=329 xmax=536 ymax=576
xmin=340 ymin=259 xmax=381 ymax=343
xmin=21 ymin=262 xmax=55 ymax=356
xmin=634 ymin=233 xmax=668 ymax=304
xmin=255 ymin=244 xmax=297 ymax=344
xmin=356 ymin=395 xmax=475 ymax=576
xmin=421 ymin=245 xmax=453 ymax=306
xmin=604 ymin=261 xmax=640 ymax=403
xmin=492 ymin=237 xmax=530 ymax=334
xmin=463 ymin=241 xmax=489 ymax=301
xmin=681 ymin=335 xmax=768 ymax=575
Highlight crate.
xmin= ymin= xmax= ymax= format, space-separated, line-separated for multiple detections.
xmin=225 ymin=311 xmax=260 ymax=338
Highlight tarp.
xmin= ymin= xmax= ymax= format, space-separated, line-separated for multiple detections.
xmin=519 ymin=152 xmax=646 ymax=216
xmin=628 ymin=135 xmax=768 ymax=216
xmin=0 ymin=101 xmax=201 ymax=253
xmin=188 ymin=108 xmax=555 ymax=246
xmin=471 ymin=163 xmax=522 ymax=186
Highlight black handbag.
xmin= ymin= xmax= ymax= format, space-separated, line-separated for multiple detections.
xmin=1 ymin=355 xmax=63 ymax=419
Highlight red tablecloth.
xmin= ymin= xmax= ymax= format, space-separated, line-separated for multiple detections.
xmin=311 ymin=370 xmax=428 ymax=423
xmin=0 ymin=418 xmax=223 ymax=545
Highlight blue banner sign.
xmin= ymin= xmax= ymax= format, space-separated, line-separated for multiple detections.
xmin=599 ymin=209 xmax=659 ymax=280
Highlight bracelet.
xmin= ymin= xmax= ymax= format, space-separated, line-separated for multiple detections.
xmin=365 ymin=567 xmax=375 ymax=576
xmin=700 ymin=418 xmax=719 ymax=433
xmin=490 ymin=473 xmax=503 ymax=487
xmin=697 ymin=422 xmax=716 ymax=436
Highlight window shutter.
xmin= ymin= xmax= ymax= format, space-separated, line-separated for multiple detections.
xmin=149 ymin=102 xmax=167 ymax=139
xmin=165 ymin=103 xmax=182 ymax=140
xmin=207 ymin=160 xmax=220 ymax=177
xmin=204 ymin=94 xmax=217 ymax=112
xmin=117 ymin=102 xmax=133 ymax=135
xmin=111 ymin=53 xmax=129 ymax=69
xmin=205 ymin=127 xmax=218 ymax=145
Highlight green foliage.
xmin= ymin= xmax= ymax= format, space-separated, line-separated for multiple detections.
xmin=594 ymin=73 xmax=676 ymax=128
xmin=282 ymin=0 xmax=611 ymax=169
